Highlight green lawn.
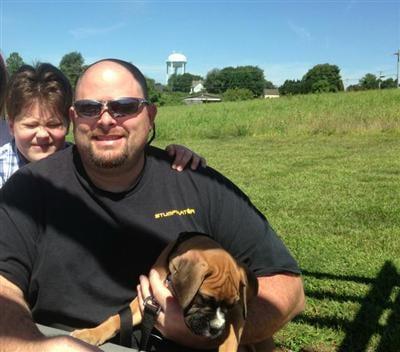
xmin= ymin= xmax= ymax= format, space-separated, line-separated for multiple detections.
xmin=152 ymin=87 xmax=400 ymax=351
xmin=155 ymin=133 xmax=400 ymax=351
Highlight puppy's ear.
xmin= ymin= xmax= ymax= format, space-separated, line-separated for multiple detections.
xmin=170 ymin=254 xmax=209 ymax=309
xmin=239 ymin=266 xmax=258 ymax=319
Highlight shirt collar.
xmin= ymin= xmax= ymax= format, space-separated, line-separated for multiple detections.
xmin=11 ymin=139 xmax=30 ymax=168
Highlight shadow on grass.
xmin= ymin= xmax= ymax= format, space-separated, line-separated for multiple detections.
xmin=299 ymin=261 xmax=400 ymax=352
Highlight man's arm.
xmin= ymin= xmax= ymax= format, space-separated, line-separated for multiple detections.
xmin=241 ymin=273 xmax=305 ymax=344
xmin=138 ymin=270 xmax=305 ymax=349
xmin=0 ymin=275 xmax=102 ymax=352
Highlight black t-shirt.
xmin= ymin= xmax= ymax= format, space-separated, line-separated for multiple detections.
xmin=0 ymin=145 xmax=299 ymax=336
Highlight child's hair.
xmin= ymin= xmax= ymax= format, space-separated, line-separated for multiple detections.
xmin=6 ymin=63 xmax=72 ymax=126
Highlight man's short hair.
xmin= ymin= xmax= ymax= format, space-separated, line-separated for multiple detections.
xmin=0 ymin=55 xmax=7 ymax=117
xmin=6 ymin=63 xmax=72 ymax=125
xmin=78 ymin=59 xmax=149 ymax=99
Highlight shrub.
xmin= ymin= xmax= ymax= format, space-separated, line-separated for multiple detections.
xmin=223 ymin=88 xmax=254 ymax=101
xmin=157 ymin=92 xmax=186 ymax=106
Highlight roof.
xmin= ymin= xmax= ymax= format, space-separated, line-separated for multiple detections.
xmin=264 ymin=89 xmax=279 ymax=96
xmin=167 ymin=52 xmax=187 ymax=63
xmin=183 ymin=93 xmax=221 ymax=102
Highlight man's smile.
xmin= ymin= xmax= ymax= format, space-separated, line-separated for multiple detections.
xmin=92 ymin=134 xmax=126 ymax=148
xmin=94 ymin=135 xmax=123 ymax=141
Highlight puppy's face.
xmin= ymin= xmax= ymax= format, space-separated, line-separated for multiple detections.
xmin=169 ymin=249 xmax=249 ymax=339
xmin=183 ymin=283 xmax=238 ymax=338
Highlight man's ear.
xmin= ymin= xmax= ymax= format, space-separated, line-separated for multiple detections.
xmin=69 ymin=106 xmax=76 ymax=123
xmin=147 ymin=103 xmax=157 ymax=127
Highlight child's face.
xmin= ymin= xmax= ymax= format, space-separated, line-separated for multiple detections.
xmin=10 ymin=101 xmax=68 ymax=162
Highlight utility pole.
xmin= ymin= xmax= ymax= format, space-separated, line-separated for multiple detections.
xmin=394 ymin=49 xmax=400 ymax=88
xmin=378 ymin=71 xmax=385 ymax=89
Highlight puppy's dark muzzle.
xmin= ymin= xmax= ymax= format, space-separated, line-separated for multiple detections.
xmin=184 ymin=310 xmax=226 ymax=339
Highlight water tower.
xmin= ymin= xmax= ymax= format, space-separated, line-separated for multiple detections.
xmin=166 ymin=52 xmax=187 ymax=83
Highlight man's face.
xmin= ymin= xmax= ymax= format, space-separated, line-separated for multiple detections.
xmin=10 ymin=100 xmax=67 ymax=162
xmin=70 ymin=62 xmax=155 ymax=170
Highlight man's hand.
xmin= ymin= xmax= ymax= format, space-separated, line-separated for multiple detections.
xmin=166 ymin=144 xmax=207 ymax=171
xmin=136 ymin=270 xmax=218 ymax=349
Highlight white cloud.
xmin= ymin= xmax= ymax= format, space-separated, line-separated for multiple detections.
xmin=69 ymin=22 xmax=125 ymax=39
xmin=288 ymin=20 xmax=312 ymax=41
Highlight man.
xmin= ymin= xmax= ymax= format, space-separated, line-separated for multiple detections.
xmin=0 ymin=59 xmax=305 ymax=351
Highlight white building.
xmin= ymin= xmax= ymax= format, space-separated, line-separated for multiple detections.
xmin=166 ymin=52 xmax=187 ymax=83
xmin=190 ymin=80 xmax=205 ymax=94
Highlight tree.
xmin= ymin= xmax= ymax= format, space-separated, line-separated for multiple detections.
xmin=279 ymin=80 xmax=303 ymax=95
xmin=346 ymin=84 xmax=362 ymax=92
xmin=380 ymin=78 xmax=397 ymax=89
xmin=6 ymin=52 xmax=25 ymax=76
xmin=359 ymin=73 xmax=379 ymax=90
xmin=264 ymin=80 xmax=275 ymax=89
xmin=204 ymin=69 xmax=225 ymax=94
xmin=145 ymin=77 xmax=161 ymax=103
xmin=204 ymin=65 xmax=265 ymax=97
xmin=302 ymin=64 xmax=344 ymax=94
xmin=59 ymin=52 xmax=85 ymax=88
xmin=311 ymin=79 xmax=331 ymax=93
xmin=168 ymin=73 xmax=203 ymax=93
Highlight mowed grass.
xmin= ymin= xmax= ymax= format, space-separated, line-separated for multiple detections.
xmin=153 ymin=89 xmax=400 ymax=351
xmin=155 ymin=134 xmax=400 ymax=351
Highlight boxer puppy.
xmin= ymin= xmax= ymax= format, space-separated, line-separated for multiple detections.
xmin=71 ymin=232 xmax=259 ymax=351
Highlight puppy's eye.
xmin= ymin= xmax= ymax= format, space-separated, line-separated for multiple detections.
xmin=222 ymin=302 xmax=236 ymax=310
xmin=199 ymin=295 xmax=219 ymax=308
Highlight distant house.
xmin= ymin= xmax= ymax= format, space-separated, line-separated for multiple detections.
xmin=264 ymin=89 xmax=280 ymax=99
xmin=190 ymin=80 xmax=205 ymax=94
xmin=183 ymin=93 xmax=222 ymax=105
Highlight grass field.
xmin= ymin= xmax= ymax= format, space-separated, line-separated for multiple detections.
xmin=152 ymin=89 xmax=400 ymax=351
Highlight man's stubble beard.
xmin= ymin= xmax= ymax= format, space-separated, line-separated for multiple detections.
xmin=88 ymin=143 xmax=130 ymax=169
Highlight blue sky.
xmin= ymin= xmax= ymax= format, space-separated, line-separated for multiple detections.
xmin=1 ymin=0 xmax=400 ymax=86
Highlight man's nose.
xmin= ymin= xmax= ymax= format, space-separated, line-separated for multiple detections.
xmin=97 ymin=109 xmax=117 ymax=128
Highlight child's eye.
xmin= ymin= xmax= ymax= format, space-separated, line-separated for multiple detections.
xmin=23 ymin=123 xmax=38 ymax=129
xmin=47 ymin=123 xmax=63 ymax=128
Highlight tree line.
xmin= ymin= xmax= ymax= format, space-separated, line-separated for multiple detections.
xmin=5 ymin=51 xmax=398 ymax=106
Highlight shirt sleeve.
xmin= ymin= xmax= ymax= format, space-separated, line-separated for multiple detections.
xmin=204 ymin=168 xmax=301 ymax=276
xmin=0 ymin=168 xmax=41 ymax=293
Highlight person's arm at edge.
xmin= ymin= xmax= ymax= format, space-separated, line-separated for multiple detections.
xmin=240 ymin=273 xmax=306 ymax=344
xmin=0 ymin=275 xmax=101 ymax=352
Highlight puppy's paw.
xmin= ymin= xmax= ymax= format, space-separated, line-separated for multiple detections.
xmin=71 ymin=328 xmax=106 ymax=346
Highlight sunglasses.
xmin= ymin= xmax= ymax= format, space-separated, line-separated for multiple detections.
xmin=73 ymin=97 xmax=149 ymax=119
